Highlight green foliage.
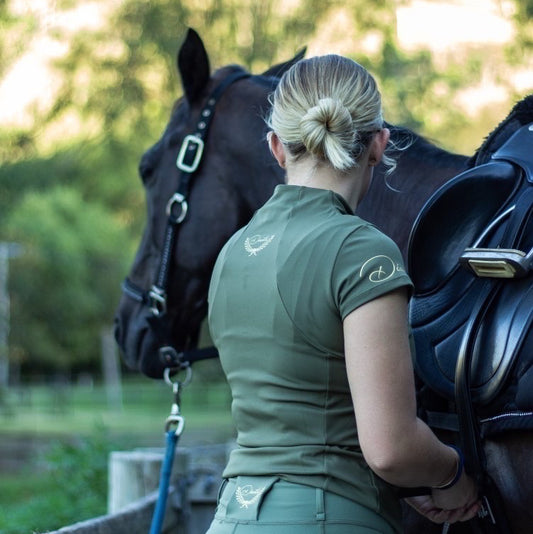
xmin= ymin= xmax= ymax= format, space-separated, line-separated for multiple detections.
xmin=6 ymin=186 xmax=132 ymax=369
xmin=0 ymin=425 xmax=114 ymax=534
xmin=0 ymin=134 xmax=146 ymax=372
xmin=513 ymin=0 xmax=533 ymax=33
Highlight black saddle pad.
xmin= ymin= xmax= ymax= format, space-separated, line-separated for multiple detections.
xmin=408 ymin=123 xmax=533 ymax=411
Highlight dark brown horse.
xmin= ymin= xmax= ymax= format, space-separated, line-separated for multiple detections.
xmin=114 ymin=28 xmax=468 ymax=377
xmin=114 ymin=28 xmax=533 ymax=533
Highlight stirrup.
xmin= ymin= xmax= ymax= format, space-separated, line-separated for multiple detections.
xmin=460 ymin=247 xmax=533 ymax=278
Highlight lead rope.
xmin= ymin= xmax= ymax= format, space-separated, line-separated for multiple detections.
xmin=149 ymin=366 xmax=192 ymax=534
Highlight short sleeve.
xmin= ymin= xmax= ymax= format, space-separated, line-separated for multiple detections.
xmin=333 ymin=224 xmax=413 ymax=320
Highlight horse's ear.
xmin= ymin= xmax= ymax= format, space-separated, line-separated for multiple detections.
xmin=262 ymin=47 xmax=306 ymax=78
xmin=177 ymin=28 xmax=211 ymax=104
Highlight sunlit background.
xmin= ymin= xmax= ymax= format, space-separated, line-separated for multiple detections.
xmin=2 ymin=0 xmax=532 ymax=151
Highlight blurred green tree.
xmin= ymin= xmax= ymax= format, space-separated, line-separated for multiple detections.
xmin=6 ymin=187 xmax=131 ymax=371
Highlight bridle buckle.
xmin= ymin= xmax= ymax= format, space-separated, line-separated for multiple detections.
xmin=176 ymin=135 xmax=204 ymax=173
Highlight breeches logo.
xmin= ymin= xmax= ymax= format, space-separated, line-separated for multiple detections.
xmin=235 ymin=484 xmax=266 ymax=508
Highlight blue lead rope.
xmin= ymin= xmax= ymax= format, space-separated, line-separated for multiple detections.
xmin=149 ymin=367 xmax=191 ymax=534
xmin=150 ymin=429 xmax=181 ymax=534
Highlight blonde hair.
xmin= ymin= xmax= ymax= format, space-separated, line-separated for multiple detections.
xmin=267 ymin=55 xmax=394 ymax=172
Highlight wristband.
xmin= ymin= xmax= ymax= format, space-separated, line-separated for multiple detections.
xmin=432 ymin=445 xmax=464 ymax=490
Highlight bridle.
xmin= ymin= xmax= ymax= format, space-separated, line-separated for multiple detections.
xmin=121 ymin=70 xmax=251 ymax=370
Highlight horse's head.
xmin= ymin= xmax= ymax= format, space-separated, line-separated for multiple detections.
xmin=114 ymin=29 xmax=303 ymax=377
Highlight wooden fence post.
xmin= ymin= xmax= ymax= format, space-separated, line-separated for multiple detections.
xmin=108 ymin=447 xmax=190 ymax=514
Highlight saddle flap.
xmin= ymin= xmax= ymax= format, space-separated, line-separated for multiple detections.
xmin=408 ymin=160 xmax=520 ymax=294
xmin=411 ymin=276 xmax=533 ymax=406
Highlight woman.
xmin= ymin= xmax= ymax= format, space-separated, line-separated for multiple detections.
xmin=206 ymin=55 xmax=479 ymax=533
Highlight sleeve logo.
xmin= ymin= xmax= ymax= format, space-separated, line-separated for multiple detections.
xmin=359 ymin=255 xmax=404 ymax=283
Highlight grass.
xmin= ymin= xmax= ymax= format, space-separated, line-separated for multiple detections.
xmin=0 ymin=426 xmax=112 ymax=534
xmin=0 ymin=470 xmax=61 ymax=533
xmin=0 ymin=375 xmax=236 ymax=534
xmin=0 ymin=375 xmax=234 ymax=439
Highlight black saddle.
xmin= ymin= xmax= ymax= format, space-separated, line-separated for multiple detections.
xmin=408 ymin=123 xmax=533 ymax=415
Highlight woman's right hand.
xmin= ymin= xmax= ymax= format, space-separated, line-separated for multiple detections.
xmin=431 ymin=470 xmax=480 ymax=514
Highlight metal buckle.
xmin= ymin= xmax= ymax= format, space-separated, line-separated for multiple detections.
xmin=164 ymin=365 xmax=193 ymax=388
xmin=176 ymin=135 xmax=204 ymax=173
xmin=166 ymin=193 xmax=188 ymax=224
xmin=460 ymin=248 xmax=531 ymax=278
xmin=465 ymin=259 xmax=519 ymax=278
xmin=159 ymin=346 xmax=184 ymax=369
xmin=478 ymin=495 xmax=496 ymax=524
xmin=149 ymin=285 xmax=167 ymax=316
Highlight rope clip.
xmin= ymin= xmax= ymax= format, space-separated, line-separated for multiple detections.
xmin=163 ymin=366 xmax=192 ymax=436
xmin=165 ymin=414 xmax=185 ymax=436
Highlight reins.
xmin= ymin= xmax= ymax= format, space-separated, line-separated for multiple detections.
xmin=122 ymin=70 xmax=250 ymax=371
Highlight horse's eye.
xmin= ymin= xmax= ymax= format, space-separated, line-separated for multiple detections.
xmin=167 ymin=130 xmax=182 ymax=148
xmin=139 ymin=139 xmax=164 ymax=185
xmin=138 ymin=154 xmax=153 ymax=184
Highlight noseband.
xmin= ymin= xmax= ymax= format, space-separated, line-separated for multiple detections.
xmin=121 ymin=70 xmax=251 ymax=370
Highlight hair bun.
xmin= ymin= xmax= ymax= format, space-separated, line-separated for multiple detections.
xmin=267 ymin=55 xmax=391 ymax=172
xmin=299 ymin=98 xmax=355 ymax=170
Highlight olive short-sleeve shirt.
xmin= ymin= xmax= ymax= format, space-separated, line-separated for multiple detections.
xmin=208 ymin=185 xmax=413 ymax=532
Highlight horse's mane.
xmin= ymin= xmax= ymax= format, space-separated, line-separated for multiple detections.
xmin=469 ymin=94 xmax=533 ymax=167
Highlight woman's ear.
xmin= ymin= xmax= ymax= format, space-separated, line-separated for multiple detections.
xmin=368 ymin=128 xmax=390 ymax=166
xmin=267 ymin=131 xmax=287 ymax=169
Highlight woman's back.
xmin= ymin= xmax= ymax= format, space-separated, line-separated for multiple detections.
xmin=208 ymin=184 xmax=411 ymax=530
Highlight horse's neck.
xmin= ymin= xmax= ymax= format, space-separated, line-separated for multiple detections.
xmin=358 ymin=133 xmax=468 ymax=259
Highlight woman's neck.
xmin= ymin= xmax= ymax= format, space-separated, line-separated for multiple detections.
xmin=285 ymin=156 xmax=372 ymax=211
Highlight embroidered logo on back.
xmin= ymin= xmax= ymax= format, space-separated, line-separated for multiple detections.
xmin=244 ymin=234 xmax=275 ymax=256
